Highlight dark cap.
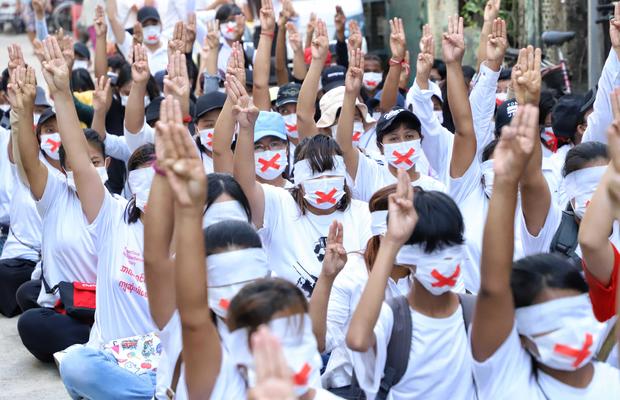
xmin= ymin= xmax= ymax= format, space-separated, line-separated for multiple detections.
xmin=495 ymin=98 xmax=519 ymax=137
xmin=539 ymin=90 xmax=557 ymax=125
xmin=137 ymin=6 xmax=161 ymax=24
xmin=321 ymin=65 xmax=346 ymax=93
xmin=195 ymin=92 xmax=227 ymax=120
xmin=499 ymin=67 xmax=512 ymax=81
xmin=552 ymin=95 xmax=583 ymax=139
xmin=275 ymin=82 xmax=300 ymax=108
xmin=145 ymin=97 xmax=164 ymax=124
xmin=73 ymin=42 xmax=90 ymax=60
xmin=36 ymin=107 xmax=56 ymax=133
xmin=34 ymin=86 xmax=50 ymax=107
xmin=376 ymin=107 xmax=421 ymax=137
xmin=580 ymin=86 xmax=597 ymax=115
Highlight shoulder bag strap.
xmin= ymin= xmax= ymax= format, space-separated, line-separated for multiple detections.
xmin=165 ymin=353 xmax=184 ymax=400
xmin=596 ymin=320 xmax=618 ymax=362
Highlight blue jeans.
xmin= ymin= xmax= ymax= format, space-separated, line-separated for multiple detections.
xmin=60 ymin=346 xmax=156 ymax=400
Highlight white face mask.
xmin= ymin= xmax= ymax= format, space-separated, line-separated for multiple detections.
xmin=363 ymin=72 xmax=383 ymax=91
xmin=202 ymin=200 xmax=248 ymax=228
xmin=66 ymin=166 xmax=108 ymax=191
xmin=0 ymin=104 xmax=10 ymax=112
xmin=352 ymin=121 xmax=364 ymax=145
xmin=496 ymin=91 xmax=508 ymax=104
xmin=128 ymin=167 xmax=155 ymax=212
xmin=228 ymin=314 xmax=323 ymax=397
xmin=40 ymin=132 xmax=62 ymax=160
xmin=434 ymin=110 xmax=444 ymax=125
xmin=383 ymin=139 xmax=421 ymax=170
xmin=255 ymin=149 xmax=287 ymax=181
xmin=515 ymin=294 xmax=605 ymax=371
xmin=120 ymin=95 xmax=128 ymax=107
xmin=396 ymin=244 xmax=465 ymax=295
xmin=481 ymin=159 xmax=494 ymax=199
xmin=72 ymin=60 xmax=89 ymax=71
xmin=330 ymin=124 xmax=339 ymax=138
xmin=143 ymin=25 xmax=162 ymax=45
xmin=220 ymin=21 xmax=238 ymax=41
xmin=33 ymin=113 xmax=41 ymax=125
xmin=564 ymin=166 xmax=605 ymax=220
xmin=144 ymin=96 xmax=151 ymax=108
xmin=302 ymin=176 xmax=345 ymax=210
xmin=282 ymin=114 xmax=298 ymax=139
xmin=199 ymin=128 xmax=214 ymax=152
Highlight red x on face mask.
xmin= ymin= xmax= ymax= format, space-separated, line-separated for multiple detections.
xmin=392 ymin=148 xmax=415 ymax=166
xmin=554 ymin=333 xmax=593 ymax=368
xmin=285 ymin=123 xmax=297 ymax=133
xmin=46 ymin=137 xmax=61 ymax=152
xmin=315 ymin=188 xmax=338 ymax=204
xmin=293 ymin=363 xmax=311 ymax=386
xmin=258 ymin=152 xmax=281 ymax=172
xmin=431 ymin=264 xmax=460 ymax=287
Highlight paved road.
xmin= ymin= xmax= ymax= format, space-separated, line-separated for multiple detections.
xmin=0 ymin=31 xmax=69 ymax=400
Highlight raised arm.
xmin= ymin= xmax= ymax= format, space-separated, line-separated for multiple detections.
xmin=41 ymin=37 xmax=104 ymax=223
xmin=287 ymin=22 xmax=307 ymax=81
xmin=106 ymin=0 xmax=128 ymax=46
xmin=91 ymin=75 xmax=112 ymax=139
xmin=164 ymin=51 xmax=191 ymax=117
xmin=309 ymin=221 xmax=347 ymax=352
xmin=275 ymin=0 xmax=295 ymax=86
xmin=305 ymin=13 xmax=316 ymax=50
xmin=161 ymin=97 xmax=221 ymax=399
xmin=196 ymin=19 xmax=220 ymax=97
xmin=347 ymin=170 xmax=417 ymax=351
xmin=124 ymin=44 xmax=150 ymax=136
xmin=379 ymin=18 xmax=407 ymax=113
xmin=32 ymin=0 xmax=49 ymax=41
xmin=297 ymin=19 xmax=329 ymax=139
xmin=476 ymin=0 xmax=500 ymax=70
xmin=93 ymin=5 xmax=107 ymax=79
xmin=213 ymin=43 xmax=245 ymax=174
xmin=336 ymin=48 xmax=363 ymax=179
xmin=253 ymin=0 xmax=276 ymax=111
xmin=471 ymin=105 xmax=538 ymax=361
xmin=228 ymin=75 xmax=266 ymax=228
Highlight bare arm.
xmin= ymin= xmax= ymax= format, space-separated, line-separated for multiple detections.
xmin=253 ymin=0 xmax=276 ymax=111
xmin=105 ymin=0 xmax=127 ymax=46
xmin=125 ymin=44 xmax=149 ymax=134
xmin=91 ymin=75 xmax=112 ymax=140
xmin=471 ymin=105 xmax=538 ymax=361
xmin=274 ymin=5 xmax=290 ymax=86
xmin=380 ymin=18 xmax=406 ymax=112
xmin=287 ymin=22 xmax=307 ymax=81
xmin=93 ymin=5 xmax=107 ymax=79
xmin=476 ymin=0 xmax=500 ymax=70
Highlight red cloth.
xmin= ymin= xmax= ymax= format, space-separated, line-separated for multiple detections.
xmin=582 ymin=242 xmax=619 ymax=322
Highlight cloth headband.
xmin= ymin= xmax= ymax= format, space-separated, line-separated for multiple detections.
xmin=395 ymin=244 xmax=465 ymax=266
xmin=293 ymin=155 xmax=346 ymax=186
xmin=206 ymin=248 xmax=270 ymax=287
xmin=515 ymin=293 xmax=593 ymax=336
xmin=370 ymin=210 xmax=388 ymax=236
xmin=563 ymin=165 xmax=606 ymax=199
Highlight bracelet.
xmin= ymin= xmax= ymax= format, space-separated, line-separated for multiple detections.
xmin=182 ymin=115 xmax=193 ymax=124
xmin=389 ymin=57 xmax=404 ymax=66
xmin=152 ymin=161 xmax=167 ymax=177
xmin=261 ymin=31 xmax=275 ymax=39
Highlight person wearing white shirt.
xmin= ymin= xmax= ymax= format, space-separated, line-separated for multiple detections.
xmin=215 ymin=4 xmax=246 ymax=77
xmin=470 ymin=104 xmax=620 ymax=400
xmin=0 ymin=126 xmax=13 ymax=254
xmin=346 ymin=170 xmax=475 ymax=400
xmin=194 ymin=92 xmax=227 ymax=174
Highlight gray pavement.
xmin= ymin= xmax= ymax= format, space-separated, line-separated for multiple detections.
xmin=0 ymin=31 xmax=68 ymax=399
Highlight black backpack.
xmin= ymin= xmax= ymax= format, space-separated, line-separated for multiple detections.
xmin=374 ymin=293 xmax=477 ymax=400
xmin=549 ymin=210 xmax=581 ymax=264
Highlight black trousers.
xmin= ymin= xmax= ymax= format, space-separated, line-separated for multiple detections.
xmin=16 ymin=278 xmax=42 ymax=312
xmin=0 ymin=258 xmax=36 ymax=317
xmin=17 ymin=307 xmax=91 ymax=363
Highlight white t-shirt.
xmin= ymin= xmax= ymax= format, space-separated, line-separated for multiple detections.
xmin=260 ymin=184 xmax=372 ymax=298
xmin=1 ymin=163 xmax=42 ymax=261
xmin=322 ymin=253 xmax=413 ymax=389
xmin=472 ymin=325 xmax=620 ymax=399
xmin=86 ymin=192 xmax=156 ymax=347
xmin=0 ymin=127 xmax=13 ymax=225
xmin=201 ymin=150 xmax=214 ymax=174
xmin=36 ymin=173 xmax=98 ymax=308
xmin=350 ymin=301 xmax=476 ymax=400
xmin=117 ymin=31 xmax=169 ymax=74
xmin=352 ymin=152 xmax=446 ymax=202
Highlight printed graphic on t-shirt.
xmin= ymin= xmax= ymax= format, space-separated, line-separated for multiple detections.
xmin=291 ymin=261 xmax=318 ymax=298
xmin=118 ymin=246 xmax=148 ymax=298
xmin=314 ymin=236 xmax=328 ymax=262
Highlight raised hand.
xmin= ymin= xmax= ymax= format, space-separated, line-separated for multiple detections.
xmin=345 ymin=48 xmax=364 ymax=94
xmin=7 ymin=65 xmax=37 ymax=112
xmin=92 ymin=75 xmax=112 ymax=112
xmin=225 ymin=42 xmax=246 ymax=85
xmin=399 ymin=50 xmax=411 ymax=89
xmin=486 ymin=18 xmax=507 ymax=70
xmin=311 ymin=19 xmax=329 ymax=62
xmin=493 ymin=104 xmax=539 ymax=183
xmin=347 ymin=20 xmax=362 ymax=51
xmin=204 ymin=19 xmax=220 ymax=51
xmin=133 ymin=22 xmax=143 ymax=46
xmin=247 ymin=326 xmax=295 ymax=400
xmin=286 ymin=22 xmax=302 ymax=53
xmin=131 ymin=44 xmax=151 ymax=84
xmin=225 ymin=74 xmax=259 ymax=130
xmin=94 ymin=5 xmax=107 ymax=38
xmin=484 ymin=0 xmax=501 ymax=22
xmin=385 ymin=169 xmax=417 ymax=246
xmin=321 ymin=221 xmax=347 ymax=279
xmin=389 ymin=18 xmax=407 ymax=61
xmin=334 ymin=6 xmax=346 ymax=40
xmin=512 ymin=45 xmax=542 ymax=105
xmin=416 ymin=24 xmax=434 ymax=83
xmin=610 ymin=2 xmax=620 ymax=56
xmin=157 ymin=96 xmax=207 ymax=208
xmin=41 ymin=36 xmax=71 ymax=94
xmin=32 ymin=0 xmax=45 ymax=20
xmin=278 ymin=0 xmax=296 ymax=27
xmin=56 ymin=28 xmax=75 ymax=69
xmin=260 ymin=0 xmax=276 ymax=34
xmin=442 ymin=15 xmax=465 ymax=64
xmin=168 ymin=21 xmax=186 ymax=56
xmin=8 ymin=44 xmax=25 ymax=77
xmin=185 ymin=13 xmax=197 ymax=53
xmin=235 ymin=14 xmax=246 ymax=41
xmin=607 ymin=88 xmax=620 ymax=210
xmin=164 ymin=52 xmax=190 ymax=101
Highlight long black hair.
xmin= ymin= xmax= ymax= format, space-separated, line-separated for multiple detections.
xmin=206 ymin=173 xmax=252 ymax=222
xmin=124 ymin=144 xmax=156 ymax=224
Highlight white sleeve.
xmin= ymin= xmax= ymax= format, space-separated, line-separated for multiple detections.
xmin=470 ymin=325 xmax=533 ymax=400
xmin=352 ymin=153 xmax=383 ymax=202
xmin=260 ymin=184 xmax=289 ymax=250
xmin=124 ymin=120 xmax=156 ymax=154
xmin=104 ymin=133 xmax=132 ymax=162
xmin=115 ymin=30 xmax=133 ymax=60
xmin=410 ymin=80 xmax=454 ymax=184
xmin=582 ymin=50 xmax=620 ymax=144
xmin=86 ymin=192 xmax=126 ymax=251
xmin=350 ymin=303 xmax=393 ymax=397
xmin=324 ymin=275 xmax=354 ymax=353
xmin=449 ymin=157 xmax=483 ymax=205
xmin=36 ymin=171 xmax=64 ymax=217
xmin=519 ymin=200 xmax=563 ymax=256
xmin=469 ymin=64 xmax=500 ymax=153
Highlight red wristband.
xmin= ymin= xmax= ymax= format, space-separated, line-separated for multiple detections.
xmin=183 ymin=115 xmax=192 ymax=124
xmin=261 ymin=31 xmax=275 ymax=38
xmin=389 ymin=57 xmax=404 ymax=66
xmin=153 ymin=161 xmax=167 ymax=177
